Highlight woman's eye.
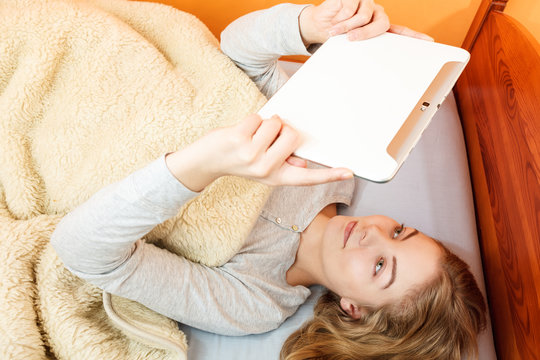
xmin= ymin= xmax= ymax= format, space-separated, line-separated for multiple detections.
xmin=375 ymin=258 xmax=384 ymax=274
xmin=392 ymin=223 xmax=405 ymax=239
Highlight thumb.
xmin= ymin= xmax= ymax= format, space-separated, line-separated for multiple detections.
xmin=281 ymin=165 xmax=354 ymax=186
xmin=237 ymin=114 xmax=264 ymax=136
xmin=286 ymin=156 xmax=308 ymax=168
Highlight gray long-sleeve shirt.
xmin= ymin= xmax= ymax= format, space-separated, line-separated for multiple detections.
xmin=51 ymin=3 xmax=355 ymax=336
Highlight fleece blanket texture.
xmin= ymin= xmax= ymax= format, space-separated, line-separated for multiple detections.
xmin=0 ymin=0 xmax=270 ymax=358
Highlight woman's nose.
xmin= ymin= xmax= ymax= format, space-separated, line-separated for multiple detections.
xmin=362 ymin=224 xmax=393 ymax=246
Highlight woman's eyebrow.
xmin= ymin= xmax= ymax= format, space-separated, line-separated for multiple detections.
xmin=383 ymin=229 xmax=419 ymax=290
xmin=401 ymin=228 xmax=419 ymax=242
xmin=383 ymin=256 xmax=397 ymax=289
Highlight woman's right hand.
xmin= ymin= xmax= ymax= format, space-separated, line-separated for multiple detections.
xmin=299 ymin=0 xmax=433 ymax=45
xmin=165 ymin=114 xmax=353 ymax=192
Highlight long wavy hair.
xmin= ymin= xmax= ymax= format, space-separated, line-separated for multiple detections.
xmin=280 ymin=241 xmax=487 ymax=360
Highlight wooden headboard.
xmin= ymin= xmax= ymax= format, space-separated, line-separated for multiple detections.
xmin=454 ymin=0 xmax=540 ymax=358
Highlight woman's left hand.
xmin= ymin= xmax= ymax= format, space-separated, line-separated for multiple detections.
xmin=299 ymin=0 xmax=390 ymax=45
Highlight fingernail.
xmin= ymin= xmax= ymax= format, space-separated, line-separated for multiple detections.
xmin=340 ymin=171 xmax=353 ymax=180
xmin=329 ymin=26 xmax=341 ymax=37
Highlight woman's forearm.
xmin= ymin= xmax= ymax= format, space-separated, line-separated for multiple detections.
xmin=220 ymin=4 xmax=313 ymax=97
xmin=51 ymin=155 xmax=198 ymax=276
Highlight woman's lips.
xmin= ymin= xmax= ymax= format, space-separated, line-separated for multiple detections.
xmin=343 ymin=221 xmax=358 ymax=247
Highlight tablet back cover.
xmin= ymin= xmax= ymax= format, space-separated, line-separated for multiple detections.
xmin=258 ymin=33 xmax=470 ymax=182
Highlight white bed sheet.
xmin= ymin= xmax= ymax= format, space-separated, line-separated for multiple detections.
xmin=180 ymin=61 xmax=497 ymax=360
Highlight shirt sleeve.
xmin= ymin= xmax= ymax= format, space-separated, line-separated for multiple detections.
xmin=220 ymin=3 xmax=316 ymax=98
xmin=50 ymin=155 xmax=287 ymax=335
xmin=51 ymin=155 xmax=199 ymax=276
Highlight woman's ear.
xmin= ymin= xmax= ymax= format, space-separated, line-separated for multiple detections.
xmin=339 ymin=298 xmax=367 ymax=319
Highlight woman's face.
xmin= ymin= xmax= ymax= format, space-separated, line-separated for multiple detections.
xmin=320 ymin=215 xmax=442 ymax=317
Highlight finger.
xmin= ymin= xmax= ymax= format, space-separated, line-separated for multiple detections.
xmin=279 ymin=165 xmax=354 ymax=186
xmin=388 ymin=24 xmax=434 ymax=41
xmin=265 ymin=124 xmax=300 ymax=169
xmin=331 ymin=0 xmax=374 ymax=34
xmin=237 ymin=114 xmax=264 ymax=136
xmin=251 ymin=115 xmax=283 ymax=151
xmin=331 ymin=0 xmax=361 ymax=24
xmin=346 ymin=4 xmax=390 ymax=41
xmin=356 ymin=0 xmax=375 ymax=23
xmin=319 ymin=0 xmax=342 ymax=13
xmin=286 ymin=156 xmax=307 ymax=168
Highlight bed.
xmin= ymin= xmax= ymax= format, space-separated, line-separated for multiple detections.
xmin=180 ymin=69 xmax=499 ymax=360
xmin=175 ymin=1 xmax=539 ymax=359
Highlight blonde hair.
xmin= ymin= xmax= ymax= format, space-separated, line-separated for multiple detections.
xmin=280 ymin=242 xmax=487 ymax=360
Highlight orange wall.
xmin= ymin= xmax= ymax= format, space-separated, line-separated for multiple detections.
xmin=505 ymin=0 xmax=540 ymax=42
xmin=151 ymin=0 xmax=482 ymax=47
xmin=377 ymin=0 xmax=481 ymax=46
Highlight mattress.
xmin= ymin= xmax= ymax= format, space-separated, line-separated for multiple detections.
xmin=179 ymin=61 xmax=497 ymax=359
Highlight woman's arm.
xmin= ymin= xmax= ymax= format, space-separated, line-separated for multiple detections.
xmin=50 ymin=156 xmax=293 ymax=335
xmin=50 ymin=115 xmax=351 ymax=331
xmin=52 ymin=115 xmax=350 ymax=279
xmin=53 ymin=111 xmax=354 ymax=270
xmin=220 ymin=4 xmax=312 ymax=98
xmin=51 ymin=155 xmax=199 ymax=279
xmin=220 ymin=1 xmax=391 ymax=98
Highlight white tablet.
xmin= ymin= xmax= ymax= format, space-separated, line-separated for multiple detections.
xmin=258 ymin=33 xmax=470 ymax=182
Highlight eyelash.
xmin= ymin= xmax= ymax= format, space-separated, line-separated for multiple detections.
xmin=392 ymin=223 xmax=405 ymax=239
xmin=374 ymin=258 xmax=385 ymax=275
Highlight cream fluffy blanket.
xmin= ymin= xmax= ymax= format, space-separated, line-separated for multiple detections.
xmin=0 ymin=0 xmax=270 ymax=358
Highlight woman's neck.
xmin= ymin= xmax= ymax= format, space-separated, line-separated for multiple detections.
xmin=286 ymin=203 xmax=336 ymax=287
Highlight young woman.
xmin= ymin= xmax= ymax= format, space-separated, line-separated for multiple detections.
xmin=51 ymin=1 xmax=486 ymax=358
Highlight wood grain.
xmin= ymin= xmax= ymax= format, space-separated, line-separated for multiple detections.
xmin=461 ymin=0 xmax=509 ymax=50
xmin=454 ymin=10 xmax=540 ymax=360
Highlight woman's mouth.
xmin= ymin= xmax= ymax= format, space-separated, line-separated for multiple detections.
xmin=343 ymin=221 xmax=358 ymax=247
